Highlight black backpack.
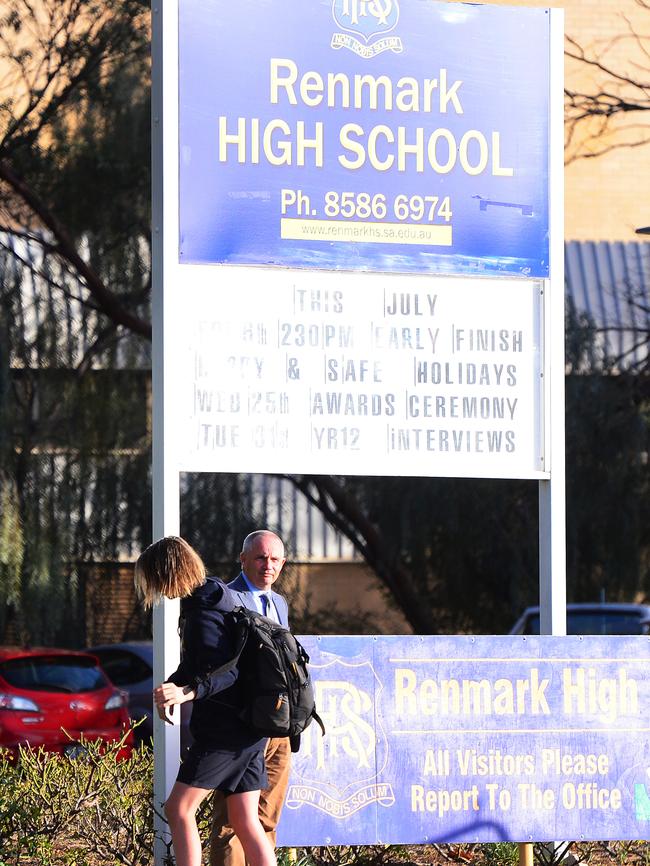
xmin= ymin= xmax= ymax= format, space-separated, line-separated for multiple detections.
xmin=210 ymin=606 xmax=325 ymax=747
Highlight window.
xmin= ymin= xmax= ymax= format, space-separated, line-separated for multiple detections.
xmin=92 ymin=649 xmax=152 ymax=686
xmin=0 ymin=656 xmax=107 ymax=693
xmin=522 ymin=611 xmax=647 ymax=636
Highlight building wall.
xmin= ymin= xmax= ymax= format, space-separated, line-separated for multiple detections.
xmin=563 ymin=0 xmax=650 ymax=239
xmin=83 ymin=564 xmax=151 ymax=646
xmin=79 ymin=558 xmax=412 ymax=645
xmin=480 ymin=0 xmax=650 ymax=241
xmin=282 ymin=562 xmax=412 ymax=635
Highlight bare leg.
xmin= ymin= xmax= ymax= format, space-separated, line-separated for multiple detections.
xmin=227 ymin=790 xmax=276 ymax=866
xmin=164 ymin=781 xmax=212 ymax=866
xmin=210 ymin=737 xmax=290 ymax=866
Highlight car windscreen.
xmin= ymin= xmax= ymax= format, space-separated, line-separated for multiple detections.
xmin=91 ymin=649 xmax=152 ymax=686
xmin=0 ymin=656 xmax=109 ymax=693
xmin=524 ymin=611 xmax=646 ymax=635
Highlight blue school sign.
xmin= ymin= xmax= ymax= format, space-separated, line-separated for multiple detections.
xmin=278 ymin=636 xmax=650 ymax=844
xmin=178 ymin=0 xmax=550 ymax=278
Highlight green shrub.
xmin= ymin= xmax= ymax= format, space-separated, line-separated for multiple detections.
xmin=0 ymin=733 xmax=154 ymax=866
xmin=478 ymin=843 xmax=519 ymax=866
xmin=3 ymin=746 xmax=650 ymax=866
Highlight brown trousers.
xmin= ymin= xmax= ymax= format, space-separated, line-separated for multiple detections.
xmin=209 ymin=737 xmax=291 ymax=866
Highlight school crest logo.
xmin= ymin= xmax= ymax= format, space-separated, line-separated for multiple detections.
xmin=331 ymin=0 xmax=403 ymax=59
xmin=285 ymin=659 xmax=395 ymax=819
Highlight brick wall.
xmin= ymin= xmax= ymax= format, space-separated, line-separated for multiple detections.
xmin=457 ymin=0 xmax=650 ymax=241
xmin=83 ymin=563 xmax=151 ymax=646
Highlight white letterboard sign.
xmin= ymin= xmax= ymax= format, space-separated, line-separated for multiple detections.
xmin=161 ymin=0 xmax=553 ymax=478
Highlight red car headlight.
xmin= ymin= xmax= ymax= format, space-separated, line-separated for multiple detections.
xmin=0 ymin=693 xmax=40 ymax=711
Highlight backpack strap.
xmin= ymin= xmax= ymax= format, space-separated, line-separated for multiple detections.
xmin=290 ymin=708 xmax=326 ymax=752
xmin=187 ymin=609 xmax=256 ymax=714
xmin=200 ymin=605 xmax=278 ymax=681
xmin=203 ymin=606 xmax=251 ymax=679
xmin=312 ymin=707 xmax=326 ymax=737
xmin=293 ymin=642 xmax=326 ymax=734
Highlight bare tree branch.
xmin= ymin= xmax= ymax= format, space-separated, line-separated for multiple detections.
xmin=285 ymin=474 xmax=443 ymax=634
xmin=564 ymin=11 xmax=650 ymax=161
xmin=0 ymin=0 xmax=152 ymax=341
xmin=0 ymin=160 xmax=151 ymax=338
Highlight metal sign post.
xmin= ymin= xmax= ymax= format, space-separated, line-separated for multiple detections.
xmin=152 ymin=3 xmax=182 ymax=860
xmin=539 ymin=8 xmax=567 ymax=640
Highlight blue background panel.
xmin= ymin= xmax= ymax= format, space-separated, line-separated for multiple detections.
xmin=278 ymin=636 xmax=650 ymax=844
xmin=178 ymin=0 xmax=550 ymax=278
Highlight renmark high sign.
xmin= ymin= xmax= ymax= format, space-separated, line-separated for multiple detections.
xmin=278 ymin=637 xmax=650 ymax=844
xmin=178 ymin=0 xmax=550 ymax=277
xmin=159 ymin=0 xmax=556 ymax=477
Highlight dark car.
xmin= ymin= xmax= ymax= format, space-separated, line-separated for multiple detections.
xmin=509 ymin=602 xmax=650 ymax=636
xmin=87 ymin=641 xmax=192 ymax=748
xmin=0 ymin=647 xmax=132 ymax=758
xmin=86 ymin=642 xmax=155 ymax=746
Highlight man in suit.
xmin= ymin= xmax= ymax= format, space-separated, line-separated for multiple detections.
xmin=210 ymin=529 xmax=291 ymax=866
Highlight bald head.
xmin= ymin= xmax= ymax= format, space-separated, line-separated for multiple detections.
xmin=240 ymin=530 xmax=286 ymax=590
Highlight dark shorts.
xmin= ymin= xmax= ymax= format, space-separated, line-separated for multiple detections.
xmin=176 ymin=743 xmax=268 ymax=794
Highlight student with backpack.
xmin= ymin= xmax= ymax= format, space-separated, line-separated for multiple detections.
xmin=134 ymin=536 xmax=276 ymax=866
xmin=210 ymin=530 xmax=292 ymax=866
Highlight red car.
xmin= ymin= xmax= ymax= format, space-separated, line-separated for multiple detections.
xmin=0 ymin=647 xmax=133 ymax=758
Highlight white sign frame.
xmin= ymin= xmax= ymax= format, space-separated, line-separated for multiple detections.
xmin=151 ymin=3 xmax=565 ymax=861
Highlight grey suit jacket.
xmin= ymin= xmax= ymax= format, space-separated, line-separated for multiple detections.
xmin=227 ymin=572 xmax=290 ymax=628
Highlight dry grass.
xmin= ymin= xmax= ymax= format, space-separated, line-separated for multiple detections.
xmin=10 ymin=840 xmax=650 ymax=866
xmin=287 ymin=843 xmax=650 ymax=866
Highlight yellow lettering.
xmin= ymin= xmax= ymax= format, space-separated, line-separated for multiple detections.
xmin=270 ymin=58 xmax=298 ymax=104
xmin=394 ymin=668 xmax=417 ymax=714
xmin=367 ymin=125 xmax=394 ymax=171
xmin=339 ymin=123 xmax=366 ymax=169
xmin=459 ymin=130 xmax=489 ymax=175
xmin=493 ymin=678 xmax=515 ymax=715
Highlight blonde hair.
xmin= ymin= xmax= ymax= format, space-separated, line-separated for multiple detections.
xmin=134 ymin=536 xmax=206 ymax=608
